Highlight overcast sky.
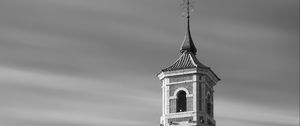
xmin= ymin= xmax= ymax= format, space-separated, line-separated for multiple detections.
xmin=0 ymin=0 xmax=299 ymax=126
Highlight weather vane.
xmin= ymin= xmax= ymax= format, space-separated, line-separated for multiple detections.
xmin=180 ymin=0 xmax=196 ymax=18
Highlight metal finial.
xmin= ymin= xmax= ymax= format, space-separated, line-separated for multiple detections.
xmin=180 ymin=0 xmax=195 ymax=18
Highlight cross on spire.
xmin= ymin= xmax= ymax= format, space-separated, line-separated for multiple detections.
xmin=180 ymin=0 xmax=197 ymax=55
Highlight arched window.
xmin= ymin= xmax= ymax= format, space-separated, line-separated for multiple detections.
xmin=176 ymin=91 xmax=187 ymax=112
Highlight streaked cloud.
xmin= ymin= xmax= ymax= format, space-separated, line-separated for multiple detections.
xmin=0 ymin=0 xmax=298 ymax=126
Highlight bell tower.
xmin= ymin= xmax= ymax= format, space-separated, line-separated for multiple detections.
xmin=157 ymin=0 xmax=220 ymax=126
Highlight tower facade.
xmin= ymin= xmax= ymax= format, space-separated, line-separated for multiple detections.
xmin=157 ymin=1 xmax=220 ymax=126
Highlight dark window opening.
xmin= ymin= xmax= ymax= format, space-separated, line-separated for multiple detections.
xmin=176 ymin=91 xmax=187 ymax=112
xmin=207 ymin=103 xmax=212 ymax=115
xmin=200 ymin=117 xmax=204 ymax=124
xmin=206 ymin=94 xmax=212 ymax=115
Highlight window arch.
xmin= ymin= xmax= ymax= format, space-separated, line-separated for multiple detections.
xmin=173 ymin=87 xmax=190 ymax=97
xmin=176 ymin=90 xmax=187 ymax=112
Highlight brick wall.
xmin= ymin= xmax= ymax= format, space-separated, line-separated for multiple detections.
xmin=187 ymin=97 xmax=193 ymax=111
xmin=169 ymin=99 xmax=176 ymax=113
xmin=169 ymin=75 xmax=193 ymax=83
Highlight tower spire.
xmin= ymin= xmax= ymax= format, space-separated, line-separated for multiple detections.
xmin=180 ymin=0 xmax=197 ymax=54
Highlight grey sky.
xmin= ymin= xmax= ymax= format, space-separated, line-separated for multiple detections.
xmin=0 ymin=0 xmax=299 ymax=126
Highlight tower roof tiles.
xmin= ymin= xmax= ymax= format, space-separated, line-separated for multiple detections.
xmin=162 ymin=52 xmax=209 ymax=72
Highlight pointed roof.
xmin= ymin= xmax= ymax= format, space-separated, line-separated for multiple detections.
xmin=163 ymin=1 xmax=202 ymax=72
xmin=180 ymin=17 xmax=197 ymax=55
xmin=159 ymin=0 xmax=220 ymax=82
xmin=162 ymin=52 xmax=208 ymax=72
